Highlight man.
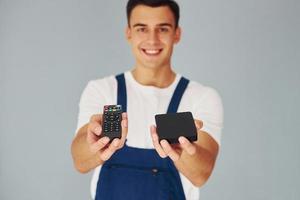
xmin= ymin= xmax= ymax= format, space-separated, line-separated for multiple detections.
xmin=71 ymin=0 xmax=223 ymax=199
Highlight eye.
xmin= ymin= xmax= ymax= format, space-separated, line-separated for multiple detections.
xmin=137 ymin=27 xmax=147 ymax=33
xmin=159 ymin=27 xmax=169 ymax=33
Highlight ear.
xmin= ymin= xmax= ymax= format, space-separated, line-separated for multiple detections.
xmin=125 ymin=26 xmax=132 ymax=42
xmin=174 ymin=26 xmax=181 ymax=44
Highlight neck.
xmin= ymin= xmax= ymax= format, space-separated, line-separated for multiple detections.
xmin=131 ymin=66 xmax=176 ymax=88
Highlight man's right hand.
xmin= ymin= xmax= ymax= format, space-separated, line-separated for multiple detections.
xmin=87 ymin=112 xmax=128 ymax=162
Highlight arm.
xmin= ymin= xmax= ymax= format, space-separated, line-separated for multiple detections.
xmin=71 ymin=123 xmax=104 ymax=173
xmin=150 ymin=120 xmax=219 ymax=187
xmin=71 ymin=113 xmax=128 ymax=173
xmin=174 ymin=124 xmax=219 ymax=187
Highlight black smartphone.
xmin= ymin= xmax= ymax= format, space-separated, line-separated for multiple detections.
xmin=155 ymin=112 xmax=198 ymax=144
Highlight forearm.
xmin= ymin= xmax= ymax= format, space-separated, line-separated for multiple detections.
xmin=174 ymin=144 xmax=216 ymax=187
xmin=71 ymin=124 xmax=104 ymax=173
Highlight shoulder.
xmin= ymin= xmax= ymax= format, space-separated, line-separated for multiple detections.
xmin=185 ymin=79 xmax=222 ymax=103
xmin=181 ymin=78 xmax=223 ymax=122
xmin=79 ymin=74 xmax=118 ymax=104
xmin=85 ymin=75 xmax=117 ymax=93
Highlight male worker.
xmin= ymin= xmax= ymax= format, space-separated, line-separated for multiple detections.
xmin=71 ymin=0 xmax=223 ymax=199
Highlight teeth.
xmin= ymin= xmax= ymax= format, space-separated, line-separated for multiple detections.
xmin=144 ymin=49 xmax=160 ymax=55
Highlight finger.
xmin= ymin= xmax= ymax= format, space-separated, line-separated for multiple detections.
xmin=194 ymin=119 xmax=203 ymax=129
xmin=90 ymin=114 xmax=103 ymax=123
xmin=118 ymin=112 xmax=128 ymax=148
xmin=87 ymin=131 xmax=99 ymax=145
xmin=100 ymin=138 xmax=120 ymax=161
xmin=160 ymin=139 xmax=180 ymax=161
xmin=178 ymin=136 xmax=197 ymax=155
xmin=88 ymin=121 xmax=102 ymax=136
xmin=150 ymin=125 xmax=167 ymax=158
xmin=89 ymin=136 xmax=110 ymax=153
xmin=87 ymin=123 xmax=102 ymax=145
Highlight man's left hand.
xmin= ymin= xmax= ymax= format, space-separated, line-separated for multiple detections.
xmin=150 ymin=120 xmax=203 ymax=162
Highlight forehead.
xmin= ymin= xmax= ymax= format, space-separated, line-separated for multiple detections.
xmin=129 ymin=5 xmax=175 ymax=26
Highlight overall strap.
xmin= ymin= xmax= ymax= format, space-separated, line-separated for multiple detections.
xmin=116 ymin=73 xmax=127 ymax=112
xmin=167 ymin=76 xmax=190 ymax=113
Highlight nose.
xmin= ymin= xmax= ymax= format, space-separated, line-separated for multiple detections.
xmin=147 ymin=30 xmax=159 ymax=45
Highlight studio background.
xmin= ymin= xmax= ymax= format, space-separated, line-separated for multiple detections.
xmin=0 ymin=0 xmax=299 ymax=199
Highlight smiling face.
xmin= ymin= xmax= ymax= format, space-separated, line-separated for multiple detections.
xmin=126 ymin=5 xmax=181 ymax=70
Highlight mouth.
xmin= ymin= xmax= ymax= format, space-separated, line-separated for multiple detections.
xmin=141 ymin=48 xmax=163 ymax=56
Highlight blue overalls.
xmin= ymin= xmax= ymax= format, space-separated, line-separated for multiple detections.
xmin=95 ymin=73 xmax=190 ymax=200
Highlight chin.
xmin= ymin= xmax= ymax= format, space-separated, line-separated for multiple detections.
xmin=139 ymin=61 xmax=165 ymax=70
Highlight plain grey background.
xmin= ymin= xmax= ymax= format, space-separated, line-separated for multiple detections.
xmin=1 ymin=0 xmax=299 ymax=199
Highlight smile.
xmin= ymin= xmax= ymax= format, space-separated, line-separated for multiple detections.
xmin=141 ymin=48 xmax=163 ymax=56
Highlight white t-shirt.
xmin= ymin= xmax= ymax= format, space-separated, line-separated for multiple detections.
xmin=76 ymin=71 xmax=224 ymax=200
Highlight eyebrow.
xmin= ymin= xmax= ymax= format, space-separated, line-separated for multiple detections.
xmin=132 ymin=23 xmax=173 ymax=28
xmin=132 ymin=23 xmax=147 ymax=28
xmin=157 ymin=23 xmax=173 ymax=28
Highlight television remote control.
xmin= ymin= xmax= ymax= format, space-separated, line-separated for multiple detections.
xmin=102 ymin=105 xmax=122 ymax=141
